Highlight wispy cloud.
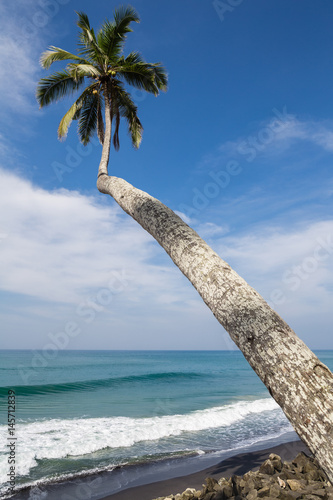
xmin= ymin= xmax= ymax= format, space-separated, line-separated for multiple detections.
xmin=0 ymin=0 xmax=72 ymax=117
xmin=0 ymin=3 xmax=43 ymax=116
xmin=199 ymin=113 xmax=333 ymax=171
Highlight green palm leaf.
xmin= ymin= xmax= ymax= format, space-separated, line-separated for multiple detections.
xmin=150 ymin=63 xmax=168 ymax=91
xmin=97 ymin=6 xmax=140 ymax=60
xmin=40 ymin=47 xmax=87 ymax=69
xmin=36 ymin=70 xmax=84 ymax=108
xmin=113 ymin=82 xmax=143 ymax=148
xmin=78 ymin=93 xmax=100 ymax=145
xmin=76 ymin=11 xmax=105 ymax=64
xmin=58 ymin=84 xmax=99 ymax=140
xmin=117 ymin=53 xmax=167 ymax=95
xmin=68 ymin=63 xmax=102 ymax=79
xmin=97 ymin=99 xmax=105 ymax=144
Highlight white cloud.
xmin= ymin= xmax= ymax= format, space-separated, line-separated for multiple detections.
xmin=0 ymin=169 xmax=199 ymax=309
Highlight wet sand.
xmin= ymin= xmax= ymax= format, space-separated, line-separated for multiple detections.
xmin=100 ymin=440 xmax=310 ymax=500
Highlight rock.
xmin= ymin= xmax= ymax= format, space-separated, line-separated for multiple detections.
xmin=152 ymin=451 xmax=331 ymax=500
xmin=259 ymin=459 xmax=275 ymax=476
xmin=305 ymin=469 xmax=321 ymax=482
xmin=257 ymin=486 xmax=271 ymax=497
xmin=202 ymin=493 xmax=215 ymax=500
xmin=232 ymin=475 xmax=243 ymax=496
xmin=279 ymin=490 xmax=305 ymax=500
xmin=305 ymin=488 xmax=327 ymax=497
xmin=243 ymin=479 xmax=256 ymax=494
xmin=286 ymin=479 xmax=307 ymax=491
xmin=269 ymin=483 xmax=282 ymax=497
xmin=247 ymin=488 xmax=258 ymax=500
xmin=220 ymin=483 xmax=234 ymax=498
xmin=306 ymin=483 xmax=327 ymax=492
xmin=182 ymin=487 xmax=197 ymax=497
xmin=214 ymin=493 xmax=226 ymax=500
xmin=292 ymin=453 xmax=312 ymax=471
xmin=205 ymin=477 xmax=219 ymax=492
xmin=280 ymin=468 xmax=305 ymax=481
xmin=269 ymin=454 xmax=283 ymax=472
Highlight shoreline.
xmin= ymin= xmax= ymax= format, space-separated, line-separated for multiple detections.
xmin=5 ymin=438 xmax=309 ymax=500
xmin=99 ymin=440 xmax=311 ymax=500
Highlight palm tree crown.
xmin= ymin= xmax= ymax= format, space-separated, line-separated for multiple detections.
xmin=36 ymin=7 xmax=168 ymax=151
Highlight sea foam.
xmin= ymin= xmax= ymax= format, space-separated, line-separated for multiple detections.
xmin=0 ymin=397 xmax=281 ymax=485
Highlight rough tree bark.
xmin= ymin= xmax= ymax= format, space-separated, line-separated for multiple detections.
xmin=96 ymin=105 xmax=333 ymax=481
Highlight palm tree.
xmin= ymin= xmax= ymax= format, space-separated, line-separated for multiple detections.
xmin=37 ymin=7 xmax=333 ymax=481
xmin=37 ymin=8 xmax=167 ymax=164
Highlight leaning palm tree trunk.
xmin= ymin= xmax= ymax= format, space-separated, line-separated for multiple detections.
xmin=97 ymin=172 xmax=333 ymax=482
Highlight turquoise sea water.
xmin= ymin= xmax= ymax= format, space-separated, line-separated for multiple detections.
xmin=0 ymin=349 xmax=332 ymax=499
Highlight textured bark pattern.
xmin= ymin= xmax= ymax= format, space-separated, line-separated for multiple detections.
xmin=97 ymin=175 xmax=333 ymax=481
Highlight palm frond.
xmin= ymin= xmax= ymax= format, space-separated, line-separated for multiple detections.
xmin=97 ymin=6 xmax=140 ymax=60
xmin=36 ymin=70 xmax=84 ymax=108
xmin=78 ymin=92 xmax=100 ymax=145
xmin=76 ymin=11 xmax=93 ymax=34
xmin=113 ymin=82 xmax=143 ymax=148
xmin=118 ymin=51 xmax=144 ymax=65
xmin=114 ymin=5 xmax=140 ymax=30
xmin=150 ymin=63 xmax=168 ymax=91
xmin=76 ymin=11 xmax=106 ymax=65
xmin=67 ymin=63 xmax=102 ymax=79
xmin=40 ymin=46 xmax=87 ymax=69
xmin=113 ymin=110 xmax=120 ymax=151
xmin=58 ymin=84 xmax=99 ymax=140
xmin=117 ymin=54 xmax=168 ymax=95
xmin=118 ymin=65 xmax=160 ymax=95
xmin=97 ymin=98 xmax=105 ymax=145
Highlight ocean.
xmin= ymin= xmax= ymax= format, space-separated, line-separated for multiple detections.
xmin=0 ymin=349 xmax=332 ymax=499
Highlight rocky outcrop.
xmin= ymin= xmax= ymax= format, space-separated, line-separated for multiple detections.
xmin=153 ymin=452 xmax=333 ymax=500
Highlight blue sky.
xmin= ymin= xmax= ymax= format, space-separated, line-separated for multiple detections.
xmin=0 ymin=0 xmax=333 ymax=351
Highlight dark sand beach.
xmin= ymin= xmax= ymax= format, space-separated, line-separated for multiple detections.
xmin=101 ymin=440 xmax=310 ymax=500
xmin=6 ymin=439 xmax=311 ymax=500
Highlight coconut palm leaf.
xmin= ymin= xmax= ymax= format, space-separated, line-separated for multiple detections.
xmin=78 ymin=92 xmax=100 ymax=145
xmin=114 ymin=83 xmax=143 ymax=148
xmin=36 ymin=70 xmax=84 ymax=107
xmin=97 ymin=7 xmax=140 ymax=60
xmin=67 ymin=63 xmax=102 ymax=79
xmin=117 ymin=53 xmax=167 ymax=94
xmin=76 ymin=11 xmax=105 ymax=65
xmin=40 ymin=47 xmax=87 ymax=69
xmin=97 ymin=99 xmax=105 ymax=144
xmin=150 ymin=63 xmax=168 ymax=91
xmin=58 ymin=83 xmax=99 ymax=140
xmin=118 ymin=66 xmax=160 ymax=95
